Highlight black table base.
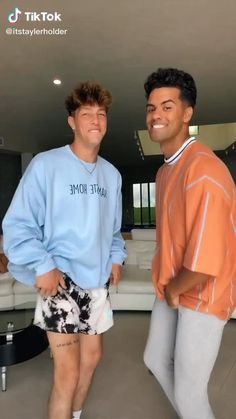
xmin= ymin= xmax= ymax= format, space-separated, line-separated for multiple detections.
xmin=0 ymin=324 xmax=48 ymax=391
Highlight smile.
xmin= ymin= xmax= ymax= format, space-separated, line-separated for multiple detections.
xmin=152 ymin=124 xmax=165 ymax=129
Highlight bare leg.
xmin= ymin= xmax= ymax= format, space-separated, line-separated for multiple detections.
xmin=72 ymin=333 xmax=103 ymax=411
xmin=47 ymin=332 xmax=80 ymax=419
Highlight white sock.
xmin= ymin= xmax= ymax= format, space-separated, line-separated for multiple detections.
xmin=72 ymin=410 xmax=82 ymax=419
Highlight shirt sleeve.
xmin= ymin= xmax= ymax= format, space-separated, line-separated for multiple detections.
xmin=183 ymin=177 xmax=231 ymax=276
xmin=110 ymin=173 xmax=127 ymax=265
xmin=2 ymin=157 xmax=56 ymax=282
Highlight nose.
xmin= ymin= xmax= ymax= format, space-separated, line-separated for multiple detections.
xmin=146 ymin=107 xmax=162 ymax=124
xmin=91 ymin=113 xmax=99 ymax=124
xmin=151 ymin=107 xmax=162 ymax=121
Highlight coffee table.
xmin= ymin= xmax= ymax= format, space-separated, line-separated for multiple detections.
xmin=0 ymin=308 xmax=48 ymax=391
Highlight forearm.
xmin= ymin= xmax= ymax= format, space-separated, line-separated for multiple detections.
xmin=165 ymin=267 xmax=209 ymax=308
xmin=168 ymin=267 xmax=210 ymax=297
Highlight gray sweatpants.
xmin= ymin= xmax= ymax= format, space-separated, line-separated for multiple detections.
xmin=144 ymin=299 xmax=226 ymax=419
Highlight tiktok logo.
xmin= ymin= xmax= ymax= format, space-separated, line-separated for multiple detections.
xmin=8 ymin=7 xmax=22 ymax=23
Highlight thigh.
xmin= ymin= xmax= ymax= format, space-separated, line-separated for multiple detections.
xmin=144 ymin=298 xmax=178 ymax=362
xmin=175 ymin=307 xmax=226 ymax=385
xmin=48 ymin=332 xmax=80 ymax=371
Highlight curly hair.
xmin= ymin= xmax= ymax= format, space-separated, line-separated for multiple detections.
xmin=65 ymin=81 xmax=112 ymax=115
xmin=144 ymin=68 xmax=197 ymax=108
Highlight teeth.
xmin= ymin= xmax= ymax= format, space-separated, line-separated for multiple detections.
xmin=152 ymin=124 xmax=165 ymax=128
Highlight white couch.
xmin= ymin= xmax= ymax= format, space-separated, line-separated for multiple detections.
xmin=0 ymin=272 xmax=37 ymax=310
xmin=0 ymin=228 xmax=235 ymax=318
xmin=110 ymin=229 xmax=156 ymax=310
xmin=0 ymin=229 xmax=156 ymax=311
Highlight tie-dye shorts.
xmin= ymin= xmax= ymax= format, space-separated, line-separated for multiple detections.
xmin=34 ymin=275 xmax=113 ymax=335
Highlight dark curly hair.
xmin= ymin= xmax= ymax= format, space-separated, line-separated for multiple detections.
xmin=144 ymin=68 xmax=197 ymax=108
xmin=65 ymin=81 xmax=112 ymax=116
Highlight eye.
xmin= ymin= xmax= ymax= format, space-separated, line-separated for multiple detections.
xmin=98 ymin=112 xmax=106 ymax=117
xmin=146 ymin=106 xmax=154 ymax=114
xmin=163 ymin=106 xmax=172 ymax=111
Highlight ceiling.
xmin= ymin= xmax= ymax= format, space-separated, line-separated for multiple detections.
xmin=1 ymin=0 xmax=236 ymax=167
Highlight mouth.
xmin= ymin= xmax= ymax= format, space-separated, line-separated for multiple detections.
xmin=152 ymin=124 xmax=165 ymax=129
xmin=89 ymin=129 xmax=100 ymax=133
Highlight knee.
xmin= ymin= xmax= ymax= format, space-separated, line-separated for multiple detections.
xmin=143 ymin=347 xmax=154 ymax=372
xmin=53 ymin=362 xmax=80 ymax=393
xmin=143 ymin=346 xmax=168 ymax=380
xmin=83 ymin=345 xmax=103 ymax=372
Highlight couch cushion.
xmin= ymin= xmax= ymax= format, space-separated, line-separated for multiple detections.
xmin=0 ymin=272 xmax=14 ymax=309
xmin=131 ymin=229 xmax=156 ymax=241
xmin=117 ymin=265 xmax=154 ymax=294
xmin=0 ymin=272 xmax=14 ymax=281
xmin=125 ymin=240 xmax=155 ymax=267
xmin=138 ymin=251 xmax=153 ymax=270
xmin=109 ymin=283 xmax=117 ymax=294
xmin=13 ymin=281 xmax=36 ymax=295
xmin=0 ymin=277 xmax=14 ymax=296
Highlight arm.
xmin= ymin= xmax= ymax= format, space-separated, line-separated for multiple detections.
xmin=110 ymin=263 xmax=122 ymax=285
xmin=3 ymin=157 xmax=66 ymax=294
xmin=110 ymin=174 xmax=127 ymax=285
xmin=166 ymin=166 xmax=233 ymax=308
xmin=165 ymin=268 xmax=209 ymax=308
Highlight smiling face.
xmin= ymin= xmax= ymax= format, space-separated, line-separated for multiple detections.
xmin=146 ymin=87 xmax=193 ymax=156
xmin=68 ymin=104 xmax=107 ymax=151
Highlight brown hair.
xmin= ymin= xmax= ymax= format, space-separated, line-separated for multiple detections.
xmin=65 ymin=81 xmax=112 ymax=115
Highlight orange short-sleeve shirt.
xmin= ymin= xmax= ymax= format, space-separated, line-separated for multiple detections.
xmin=152 ymin=140 xmax=236 ymax=320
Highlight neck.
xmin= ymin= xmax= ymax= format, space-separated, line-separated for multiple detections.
xmin=70 ymin=141 xmax=99 ymax=163
xmin=161 ymin=132 xmax=190 ymax=159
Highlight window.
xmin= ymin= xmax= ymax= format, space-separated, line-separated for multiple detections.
xmin=133 ymin=182 xmax=155 ymax=226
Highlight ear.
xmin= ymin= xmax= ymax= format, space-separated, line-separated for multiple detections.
xmin=68 ymin=116 xmax=75 ymax=131
xmin=183 ymin=106 xmax=193 ymax=124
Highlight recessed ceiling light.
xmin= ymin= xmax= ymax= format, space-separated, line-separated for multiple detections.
xmin=53 ymin=79 xmax=62 ymax=85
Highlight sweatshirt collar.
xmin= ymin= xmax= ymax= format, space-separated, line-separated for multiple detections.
xmin=164 ymin=137 xmax=196 ymax=165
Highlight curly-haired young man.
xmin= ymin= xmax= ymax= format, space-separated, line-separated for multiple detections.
xmin=3 ymin=81 xmax=126 ymax=419
xmin=143 ymin=68 xmax=236 ymax=419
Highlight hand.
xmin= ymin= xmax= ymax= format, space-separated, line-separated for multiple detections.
xmin=36 ymin=268 xmax=67 ymax=297
xmin=164 ymin=283 xmax=180 ymax=309
xmin=110 ymin=264 xmax=122 ymax=285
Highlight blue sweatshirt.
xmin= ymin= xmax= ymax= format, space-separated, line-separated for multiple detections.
xmin=3 ymin=145 xmax=126 ymax=289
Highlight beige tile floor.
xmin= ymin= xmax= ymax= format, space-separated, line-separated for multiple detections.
xmin=0 ymin=311 xmax=235 ymax=419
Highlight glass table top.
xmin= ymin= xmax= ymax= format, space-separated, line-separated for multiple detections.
xmin=0 ymin=308 xmax=35 ymax=334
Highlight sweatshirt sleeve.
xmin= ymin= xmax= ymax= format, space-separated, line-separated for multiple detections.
xmin=183 ymin=177 xmax=231 ymax=276
xmin=110 ymin=173 xmax=127 ymax=265
xmin=2 ymin=157 xmax=56 ymax=282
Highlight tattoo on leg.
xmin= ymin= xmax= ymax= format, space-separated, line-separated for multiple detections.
xmin=56 ymin=338 xmax=79 ymax=348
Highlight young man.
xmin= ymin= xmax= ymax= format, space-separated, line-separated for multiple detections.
xmin=143 ymin=68 xmax=236 ymax=419
xmin=3 ymin=81 xmax=126 ymax=419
